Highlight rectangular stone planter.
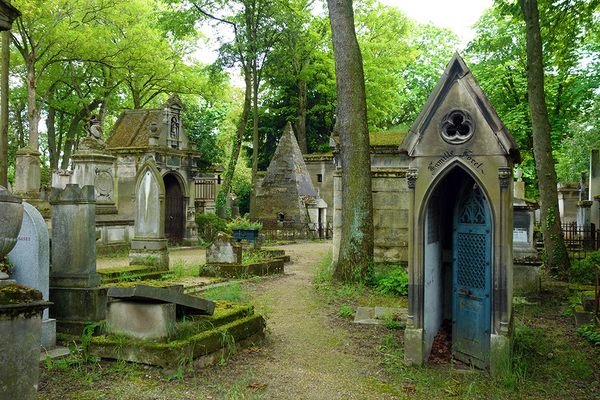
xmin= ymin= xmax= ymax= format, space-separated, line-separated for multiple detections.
xmin=208 ymin=258 xmax=285 ymax=279
xmin=232 ymin=229 xmax=259 ymax=243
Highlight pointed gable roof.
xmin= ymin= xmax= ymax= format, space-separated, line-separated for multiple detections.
xmin=400 ymin=53 xmax=521 ymax=163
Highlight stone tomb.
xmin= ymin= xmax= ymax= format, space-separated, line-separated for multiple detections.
xmin=401 ymin=54 xmax=518 ymax=373
xmin=8 ymin=202 xmax=56 ymax=348
xmin=106 ymin=285 xmax=215 ymax=340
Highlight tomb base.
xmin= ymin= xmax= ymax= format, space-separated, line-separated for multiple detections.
xmin=107 ymin=301 xmax=175 ymax=340
xmin=49 ymin=286 xmax=107 ymax=334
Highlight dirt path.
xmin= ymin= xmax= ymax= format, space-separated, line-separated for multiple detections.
xmin=96 ymin=247 xmax=206 ymax=270
xmin=198 ymin=242 xmax=396 ymax=399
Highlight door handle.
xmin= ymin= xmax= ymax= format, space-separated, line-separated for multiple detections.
xmin=458 ymin=288 xmax=472 ymax=296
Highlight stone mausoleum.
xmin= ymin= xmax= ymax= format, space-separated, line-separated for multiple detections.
xmin=53 ymin=95 xmax=220 ymax=252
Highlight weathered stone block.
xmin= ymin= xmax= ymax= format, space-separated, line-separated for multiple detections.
xmin=513 ymin=263 xmax=541 ymax=296
xmin=49 ymin=286 xmax=107 ymax=323
xmin=403 ymin=328 xmax=424 ymax=366
xmin=207 ymin=233 xmax=241 ymax=264
xmin=108 ymin=301 xmax=176 ymax=340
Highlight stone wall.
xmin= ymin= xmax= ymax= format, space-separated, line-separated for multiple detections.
xmin=333 ymin=169 xmax=409 ymax=264
xmin=304 ymin=154 xmax=335 ymax=224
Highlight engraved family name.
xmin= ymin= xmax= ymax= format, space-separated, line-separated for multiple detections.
xmin=428 ymin=149 xmax=485 ymax=175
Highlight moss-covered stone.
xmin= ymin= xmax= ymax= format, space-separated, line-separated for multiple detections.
xmin=90 ymin=303 xmax=265 ymax=368
xmin=0 ymin=283 xmax=42 ymax=305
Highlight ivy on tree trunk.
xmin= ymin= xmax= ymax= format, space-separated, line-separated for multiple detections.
xmin=327 ymin=0 xmax=374 ymax=282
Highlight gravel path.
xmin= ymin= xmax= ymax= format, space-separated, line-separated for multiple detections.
xmin=199 ymin=241 xmax=396 ymax=399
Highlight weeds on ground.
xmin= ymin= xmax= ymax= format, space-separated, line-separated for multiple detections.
xmin=170 ymin=260 xmax=200 ymax=278
xmin=338 ymin=304 xmax=354 ymax=319
xmin=202 ymin=282 xmax=249 ymax=303
xmin=577 ymin=323 xmax=600 ymax=346
xmin=313 ymin=253 xmax=405 ymax=309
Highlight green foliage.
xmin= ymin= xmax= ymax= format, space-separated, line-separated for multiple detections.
xmin=577 ymin=324 xmax=600 ymax=346
xmin=226 ymin=216 xmax=262 ymax=231
xmin=369 ymin=266 xmax=409 ymax=296
xmin=196 ymin=212 xmax=229 ymax=242
xmin=338 ymin=304 xmax=354 ymax=319
xmin=569 ymin=251 xmax=600 ymax=284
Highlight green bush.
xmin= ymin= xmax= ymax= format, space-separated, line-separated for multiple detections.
xmin=369 ymin=266 xmax=409 ymax=296
xmin=226 ymin=216 xmax=262 ymax=231
xmin=577 ymin=324 xmax=600 ymax=346
xmin=570 ymin=251 xmax=600 ymax=284
xmin=338 ymin=304 xmax=354 ymax=319
xmin=196 ymin=212 xmax=228 ymax=242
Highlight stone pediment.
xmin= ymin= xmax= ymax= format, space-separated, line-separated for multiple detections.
xmin=400 ymin=53 xmax=521 ymax=164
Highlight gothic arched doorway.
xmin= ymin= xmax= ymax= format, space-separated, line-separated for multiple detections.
xmin=164 ymin=173 xmax=185 ymax=244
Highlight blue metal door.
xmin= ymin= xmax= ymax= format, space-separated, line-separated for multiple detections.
xmin=452 ymin=184 xmax=491 ymax=368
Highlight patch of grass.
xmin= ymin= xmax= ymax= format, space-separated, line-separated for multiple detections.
xmin=338 ymin=304 xmax=354 ymax=319
xmin=242 ymin=250 xmax=271 ymax=265
xmin=577 ymin=323 xmax=600 ymax=346
xmin=202 ymin=283 xmax=249 ymax=303
xmin=313 ymin=254 xmax=405 ymax=308
xmin=170 ymin=260 xmax=199 ymax=278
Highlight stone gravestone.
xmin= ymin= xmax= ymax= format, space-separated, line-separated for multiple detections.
xmin=8 ymin=202 xmax=56 ymax=348
xmin=129 ymin=160 xmax=169 ymax=270
xmin=207 ymin=232 xmax=241 ymax=264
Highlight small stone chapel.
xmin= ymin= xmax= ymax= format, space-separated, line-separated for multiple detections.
xmin=316 ymin=54 xmax=519 ymax=371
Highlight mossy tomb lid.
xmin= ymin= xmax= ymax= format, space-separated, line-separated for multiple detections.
xmin=0 ymin=185 xmax=22 ymax=203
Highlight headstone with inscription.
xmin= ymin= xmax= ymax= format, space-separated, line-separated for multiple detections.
xmin=8 ymin=202 xmax=56 ymax=348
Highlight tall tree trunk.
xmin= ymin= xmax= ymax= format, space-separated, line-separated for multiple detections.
xmin=327 ymin=0 xmax=373 ymax=282
xmin=15 ymin=103 xmax=25 ymax=148
xmin=0 ymin=31 xmax=10 ymax=187
xmin=60 ymin=114 xmax=82 ymax=170
xmin=221 ymin=64 xmax=252 ymax=200
xmin=25 ymin=55 xmax=40 ymax=150
xmin=295 ymin=79 xmax=308 ymax=154
xmin=249 ymin=58 xmax=260 ymax=217
xmin=46 ymin=106 xmax=57 ymax=170
xmin=520 ymin=0 xmax=570 ymax=274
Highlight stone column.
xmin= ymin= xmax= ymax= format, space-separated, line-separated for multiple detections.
xmin=14 ymin=147 xmax=41 ymax=200
xmin=49 ymin=184 xmax=106 ymax=334
xmin=70 ymin=137 xmax=118 ymax=215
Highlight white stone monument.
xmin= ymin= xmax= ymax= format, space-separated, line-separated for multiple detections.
xmin=8 ymin=202 xmax=56 ymax=348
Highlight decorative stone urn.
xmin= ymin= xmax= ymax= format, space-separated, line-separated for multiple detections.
xmin=0 ymin=185 xmax=23 ymax=279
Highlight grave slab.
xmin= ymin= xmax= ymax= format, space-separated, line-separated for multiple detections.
xmin=108 ymin=302 xmax=176 ymax=339
xmin=107 ymin=284 xmax=215 ymax=316
xmin=353 ymin=307 xmax=407 ymax=325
